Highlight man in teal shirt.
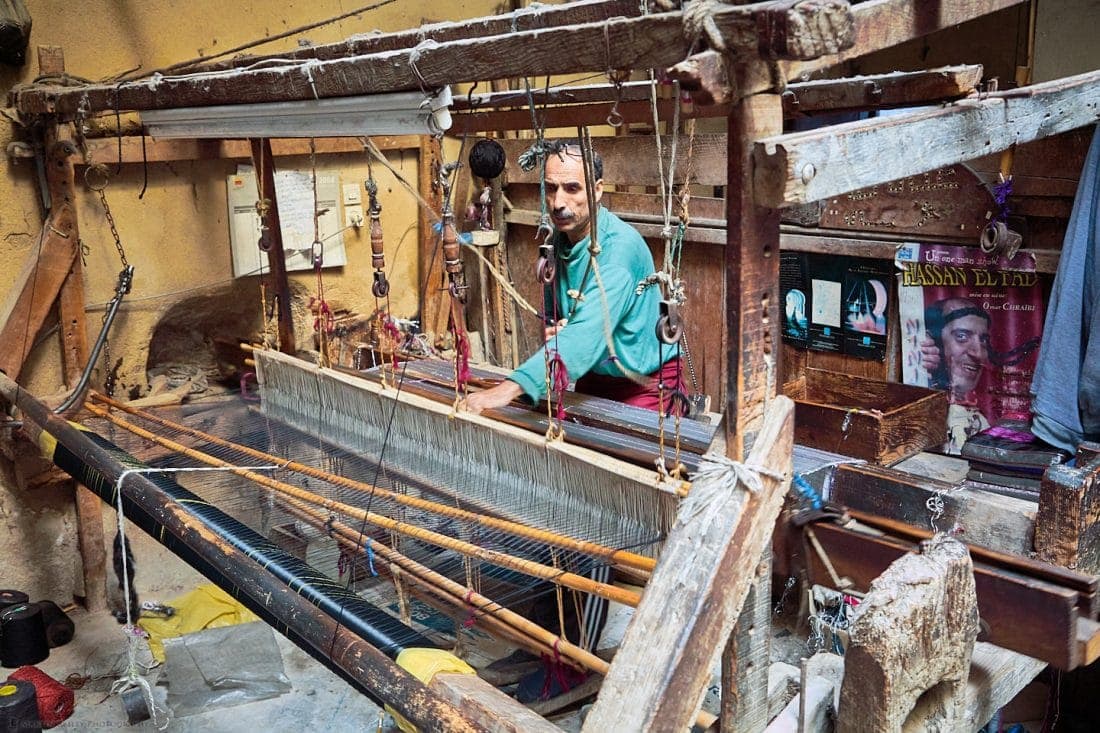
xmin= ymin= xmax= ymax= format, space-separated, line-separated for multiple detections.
xmin=466 ymin=141 xmax=682 ymax=415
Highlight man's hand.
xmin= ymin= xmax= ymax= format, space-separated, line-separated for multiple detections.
xmin=464 ymin=380 xmax=523 ymax=415
xmin=544 ymin=318 xmax=568 ymax=342
xmin=919 ymin=336 xmax=941 ymax=372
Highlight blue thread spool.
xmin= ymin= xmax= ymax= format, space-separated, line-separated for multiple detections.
xmin=0 ymin=604 xmax=49 ymax=668
xmin=0 ymin=679 xmax=41 ymax=732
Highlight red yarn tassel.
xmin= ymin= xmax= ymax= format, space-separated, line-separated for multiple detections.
xmin=547 ymin=352 xmax=569 ymax=422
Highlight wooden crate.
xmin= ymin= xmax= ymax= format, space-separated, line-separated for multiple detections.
xmin=783 ymin=368 xmax=948 ymax=465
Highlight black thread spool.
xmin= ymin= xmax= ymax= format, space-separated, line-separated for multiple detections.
xmin=34 ymin=601 xmax=75 ymax=648
xmin=0 ymin=590 xmax=29 ymax=612
xmin=0 ymin=604 xmax=49 ymax=668
xmin=0 ymin=679 xmax=42 ymax=732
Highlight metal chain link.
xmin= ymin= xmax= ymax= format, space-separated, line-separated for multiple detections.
xmin=97 ymin=188 xmax=129 ymax=268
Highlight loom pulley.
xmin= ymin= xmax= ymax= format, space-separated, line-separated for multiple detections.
xmin=366 ymin=179 xmax=389 ymax=298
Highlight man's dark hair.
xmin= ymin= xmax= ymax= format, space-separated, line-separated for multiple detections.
xmin=549 ymin=139 xmax=603 ymax=180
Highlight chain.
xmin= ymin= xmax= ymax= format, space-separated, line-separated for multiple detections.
xmin=97 ymin=188 xmax=130 ymax=267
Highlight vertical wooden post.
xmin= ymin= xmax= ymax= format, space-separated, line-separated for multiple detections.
xmin=38 ymin=43 xmax=110 ymax=613
xmin=721 ymin=90 xmax=783 ymax=733
xmin=418 ymin=136 xmax=450 ymax=340
xmin=249 ymin=138 xmax=296 ymax=355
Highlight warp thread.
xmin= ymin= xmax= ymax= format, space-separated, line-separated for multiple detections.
xmin=7 ymin=666 xmax=74 ymax=729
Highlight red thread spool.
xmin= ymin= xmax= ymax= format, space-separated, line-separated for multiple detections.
xmin=7 ymin=666 xmax=74 ymax=728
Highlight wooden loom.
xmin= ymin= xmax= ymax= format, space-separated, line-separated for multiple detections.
xmin=9 ymin=0 xmax=1100 ymax=730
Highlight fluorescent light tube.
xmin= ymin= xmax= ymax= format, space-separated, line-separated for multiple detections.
xmin=141 ymin=87 xmax=452 ymax=139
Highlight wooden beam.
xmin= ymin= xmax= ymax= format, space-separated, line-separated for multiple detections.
xmin=754 ymin=68 xmax=1100 ymax=207
xmin=249 ymin=139 xmax=296 ymax=354
xmin=805 ymin=522 xmax=1086 ymax=670
xmin=79 ymin=135 xmax=422 ymax=165
xmin=829 ymin=463 xmax=1036 ymax=557
xmin=0 ymin=143 xmax=79 ymax=381
xmin=782 ymin=0 xmax=1026 ymax=82
xmin=452 ymin=65 xmax=983 ymax=132
xmin=419 ymin=136 xmax=449 ymax=340
xmin=1035 ymin=455 xmax=1100 ymax=574
xmin=11 ymin=2 xmax=853 ymax=116
xmin=781 ymin=65 xmax=985 ymax=116
xmin=428 ymin=673 xmax=562 ymax=733
xmin=837 ymin=536 xmax=978 ymax=733
xmin=173 ymin=0 xmax=643 ymax=75
xmin=582 ymin=396 xmax=794 ymax=732
xmin=44 ymin=113 xmax=109 ymax=615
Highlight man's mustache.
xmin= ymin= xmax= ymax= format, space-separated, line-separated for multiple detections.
xmin=552 ymin=207 xmax=576 ymax=220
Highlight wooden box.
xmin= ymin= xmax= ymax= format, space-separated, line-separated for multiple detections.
xmin=783 ymin=368 xmax=948 ymax=465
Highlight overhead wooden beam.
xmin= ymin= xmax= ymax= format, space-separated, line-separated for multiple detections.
xmin=10 ymin=1 xmax=853 ymax=116
xmin=582 ymin=397 xmax=793 ymax=732
xmin=173 ymin=0 xmax=643 ymax=75
xmin=783 ymin=0 xmax=1026 ymax=81
xmin=754 ymin=68 xmax=1100 ymax=207
xmin=451 ymin=65 xmax=984 ymax=132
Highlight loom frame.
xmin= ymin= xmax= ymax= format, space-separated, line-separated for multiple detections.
xmin=8 ymin=0 xmax=1100 ymax=730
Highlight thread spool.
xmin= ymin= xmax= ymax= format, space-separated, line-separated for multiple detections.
xmin=0 ymin=590 xmax=29 ymax=612
xmin=32 ymin=603 xmax=74 ymax=649
xmin=0 ymin=679 xmax=41 ymax=732
xmin=0 ymin=605 xmax=49 ymax=668
xmin=8 ymin=666 xmax=75 ymax=728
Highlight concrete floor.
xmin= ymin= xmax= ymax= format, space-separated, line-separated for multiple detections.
xmin=9 ymin=519 xmax=394 ymax=732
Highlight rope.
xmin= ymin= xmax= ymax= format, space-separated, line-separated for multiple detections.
xmin=682 ymin=0 xmax=727 ymax=52
xmin=692 ymin=453 xmax=786 ymax=495
xmin=109 ymin=464 xmax=284 ymax=731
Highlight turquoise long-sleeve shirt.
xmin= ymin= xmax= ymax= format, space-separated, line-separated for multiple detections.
xmin=508 ymin=207 xmax=663 ymax=402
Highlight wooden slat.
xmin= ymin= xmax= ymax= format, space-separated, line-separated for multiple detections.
xmin=829 ymin=462 xmax=1037 ymax=557
xmin=453 ymin=65 xmax=982 ymax=133
xmin=81 ymin=134 xmax=421 ymax=165
xmin=0 ymin=143 xmax=79 ymax=381
xmin=583 ymin=397 xmax=794 ymax=731
xmin=174 ymin=0 xmax=643 ymax=75
xmin=429 ymin=673 xmax=563 ymax=733
xmin=805 ymin=522 xmax=1083 ymax=670
xmin=12 ymin=2 xmax=853 ymax=117
xmin=754 ymin=68 xmax=1100 ymax=207
xmin=782 ymin=0 xmax=1026 ymax=81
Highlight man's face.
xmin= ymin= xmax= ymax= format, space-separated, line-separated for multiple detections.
xmin=941 ymin=313 xmax=990 ymax=397
xmin=544 ymin=149 xmax=603 ymax=244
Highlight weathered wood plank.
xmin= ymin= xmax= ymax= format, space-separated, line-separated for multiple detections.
xmin=453 ymin=65 xmax=983 ymax=132
xmin=249 ymin=138 xmax=296 ymax=354
xmin=754 ymin=68 xmax=1100 ymax=207
xmin=830 ymin=462 xmax=1037 ymax=557
xmin=11 ymin=2 xmax=853 ymax=116
xmin=0 ymin=144 xmax=79 ymax=382
xmin=582 ymin=397 xmax=794 ymax=732
xmin=804 ymin=522 xmax=1083 ymax=670
xmin=837 ymin=536 xmax=978 ymax=733
xmin=428 ymin=673 xmax=563 ymax=733
xmin=783 ymin=0 xmax=1026 ymax=81
xmin=80 ymin=134 xmax=421 ymax=165
xmin=1035 ymin=456 xmax=1100 ymax=574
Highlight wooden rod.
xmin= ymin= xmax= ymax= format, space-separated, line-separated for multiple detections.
xmin=88 ymin=391 xmax=657 ymax=573
xmin=279 ymin=493 xmax=610 ymax=676
xmin=83 ymin=402 xmax=642 ymax=607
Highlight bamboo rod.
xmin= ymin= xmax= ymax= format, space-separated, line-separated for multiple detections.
xmin=88 ymin=392 xmax=657 ymax=573
xmin=279 ymin=493 xmax=610 ymax=676
xmin=83 ymin=401 xmax=642 ymax=607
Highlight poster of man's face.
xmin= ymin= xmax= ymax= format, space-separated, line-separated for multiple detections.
xmin=939 ymin=306 xmax=991 ymax=399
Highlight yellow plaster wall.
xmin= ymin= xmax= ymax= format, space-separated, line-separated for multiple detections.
xmin=0 ymin=0 xmax=507 ymax=602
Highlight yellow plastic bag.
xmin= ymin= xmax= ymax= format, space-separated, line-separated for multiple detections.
xmin=388 ymin=648 xmax=476 ymax=733
xmin=139 ymin=583 xmax=260 ymax=662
